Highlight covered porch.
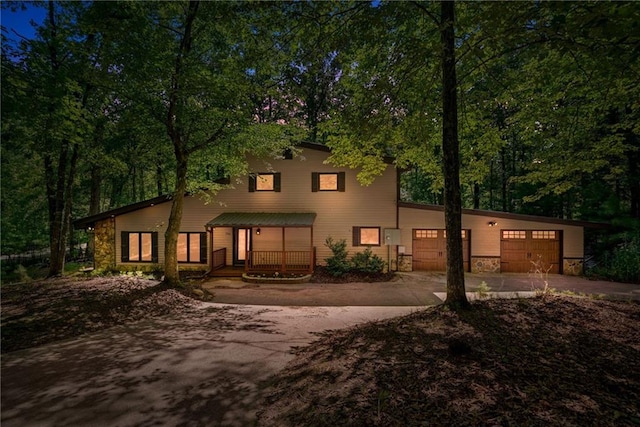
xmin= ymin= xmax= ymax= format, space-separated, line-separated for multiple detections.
xmin=206 ymin=212 xmax=317 ymax=275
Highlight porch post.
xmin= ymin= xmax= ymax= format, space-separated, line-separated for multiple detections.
xmin=309 ymin=225 xmax=314 ymax=273
xmin=282 ymin=227 xmax=286 ymax=272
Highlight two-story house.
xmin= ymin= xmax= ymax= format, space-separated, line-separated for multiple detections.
xmin=75 ymin=143 xmax=603 ymax=276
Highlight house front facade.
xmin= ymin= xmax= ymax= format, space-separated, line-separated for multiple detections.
xmin=76 ymin=143 xmax=601 ymax=276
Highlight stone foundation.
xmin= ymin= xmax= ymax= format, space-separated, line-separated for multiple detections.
xmin=471 ymin=257 xmax=501 ymax=273
xmin=398 ymin=255 xmax=413 ymax=272
xmin=563 ymin=258 xmax=583 ymax=276
xmin=94 ymin=218 xmax=116 ymax=271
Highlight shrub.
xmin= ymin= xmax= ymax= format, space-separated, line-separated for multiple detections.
xmin=588 ymin=235 xmax=640 ymax=284
xmin=324 ymin=237 xmax=351 ymax=277
xmin=351 ymin=247 xmax=386 ymax=274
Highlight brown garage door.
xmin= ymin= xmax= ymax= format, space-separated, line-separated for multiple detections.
xmin=501 ymin=230 xmax=561 ymax=273
xmin=413 ymin=229 xmax=470 ymax=271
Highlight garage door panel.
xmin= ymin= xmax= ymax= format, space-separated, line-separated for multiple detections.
xmin=501 ymin=230 xmax=561 ymax=274
xmin=413 ymin=229 xmax=469 ymax=272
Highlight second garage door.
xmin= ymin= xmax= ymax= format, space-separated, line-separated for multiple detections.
xmin=501 ymin=230 xmax=561 ymax=273
xmin=413 ymin=229 xmax=470 ymax=272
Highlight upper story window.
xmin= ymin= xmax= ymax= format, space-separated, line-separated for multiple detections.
xmin=353 ymin=226 xmax=381 ymax=246
xmin=249 ymin=172 xmax=281 ymax=192
xmin=177 ymin=232 xmax=207 ymax=263
xmin=312 ymin=172 xmax=345 ymax=192
xmin=121 ymin=231 xmax=158 ymax=262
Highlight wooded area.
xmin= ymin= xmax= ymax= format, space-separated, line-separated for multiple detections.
xmin=2 ymin=1 xmax=639 ymax=287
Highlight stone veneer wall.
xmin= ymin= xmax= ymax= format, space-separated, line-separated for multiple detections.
xmin=471 ymin=257 xmax=501 ymax=273
xmin=94 ymin=218 xmax=116 ymax=270
xmin=398 ymin=255 xmax=413 ymax=272
xmin=563 ymin=258 xmax=584 ymax=276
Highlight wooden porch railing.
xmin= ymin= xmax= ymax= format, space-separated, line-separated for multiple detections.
xmin=212 ymin=248 xmax=226 ymax=270
xmin=246 ymin=249 xmax=315 ymax=273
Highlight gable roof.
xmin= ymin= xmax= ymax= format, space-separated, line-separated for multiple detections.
xmin=74 ymin=195 xmax=173 ymax=229
xmin=398 ymin=202 xmax=610 ymax=228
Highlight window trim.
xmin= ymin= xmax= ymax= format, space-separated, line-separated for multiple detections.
xmin=312 ymin=172 xmax=345 ymax=192
xmin=249 ymin=172 xmax=281 ymax=192
xmin=177 ymin=232 xmax=207 ymax=264
xmin=121 ymin=231 xmax=158 ymax=263
xmin=352 ymin=226 xmax=381 ymax=246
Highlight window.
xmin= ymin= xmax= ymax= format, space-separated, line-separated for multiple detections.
xmin=249 ymin=173 xmax=281 ymax=192
xmin=502 ymin=230 xmax=526 ymax=239
xmin=177 ymin=232 xmax=207 ymax=263
xmin=532 ymin=231 xmax=557 ymax=240
xmin=353 ymin=226 xmax=381 ymax=246
xmin=442 ymin=230 xmax=467 ymax=239
xmin=312 ymin=172 xmax=345 ymax=192
xmin=121 ymin=231 xmax=158 ymax=262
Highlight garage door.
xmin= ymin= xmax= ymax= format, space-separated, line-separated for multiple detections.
xmin=501 ymin=230 xmax=561 ymax=273
xmin=413 ymin=229 xmax=470 ymax=271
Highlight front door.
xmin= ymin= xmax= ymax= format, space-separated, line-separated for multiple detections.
xmin=234 ymin=228 xmax=252 ymax=266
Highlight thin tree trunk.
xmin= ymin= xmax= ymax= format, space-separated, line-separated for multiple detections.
xmin=156 ymin=165 xmax=164 ymax=196
xmin=90 ymin=165 xmax=101 ymax=215
xmin=441 ymin=0 xmax=469 ymax=310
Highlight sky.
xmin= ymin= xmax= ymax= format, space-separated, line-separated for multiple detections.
xmin=1 ymin=2 xmax=46 ymax=43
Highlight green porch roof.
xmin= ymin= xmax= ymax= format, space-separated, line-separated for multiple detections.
xmin=206 ymin=212 xmax=317 ymax=227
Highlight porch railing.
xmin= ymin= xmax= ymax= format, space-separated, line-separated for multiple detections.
xmin=246 ymin=249 xmax=315 ymax=273
xmin=212 ymin=248 xmax=226 ymax=270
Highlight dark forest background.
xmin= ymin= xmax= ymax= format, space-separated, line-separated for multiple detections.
xmin=2 ymin=1 xmax=638 ymax=282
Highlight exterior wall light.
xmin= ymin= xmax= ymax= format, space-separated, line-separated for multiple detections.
xmin=256 ymin=228 xmax=261 ymax=235
xmin=488 ymin=221 xmax=497 ymax=227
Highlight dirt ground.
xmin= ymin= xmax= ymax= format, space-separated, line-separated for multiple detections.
xmin=1 ymin=275 xmax=639 ymax=426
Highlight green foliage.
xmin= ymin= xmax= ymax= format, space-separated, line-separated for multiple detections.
xmin=588 ymin=233 xmax=640 ymax=284
xmin=350 ymin=247 xmax=386 ymax=274
xmin=476 ymin=281 xmax=492 ymax=299
xmin=324 ymin=237 xmax=351 ymax=277
xmin=324 ymin=237 xmax=386 ymax=276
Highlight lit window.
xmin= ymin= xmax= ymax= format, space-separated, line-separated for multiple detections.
xmin=178 ymin=232 xmax=206 ymax=263
xmin=319 ymin=174 xmax=338 ymax=190
xmin=122 ymin=232 xmax=157 ymax=262
xmin=256 ymin=174 xmax=274 ymax=190
xmin=502 ymin=230 xmax=527 ymax=239
xmin=353 ymin=227 xmax=381 ymax=246
xmin=312 ymin=172 xmax=345 ymax=192
xmin=532 ymin=231 xmax=556 ymax=239
xmin=249 ymin=173 xmax=281 ymax=192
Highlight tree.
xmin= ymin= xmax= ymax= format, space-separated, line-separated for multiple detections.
xmin=1 ymin=1 xmax=105 ymax=275
xmin=439 ymin=1 xmax=468 ymax=308
xmin=98 ymin=1 xmax=298 ymax=285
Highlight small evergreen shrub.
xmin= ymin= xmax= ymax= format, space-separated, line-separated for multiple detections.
xmin=351 ymin=247 xmax=386 ymax=274
xmin=324 ymin=237 xmax=351 ymax=277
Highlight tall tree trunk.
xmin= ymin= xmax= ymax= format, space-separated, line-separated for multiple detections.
xmin=473 ymin=182 xmax=480 ymax=209
xmin=164 ymin=154 xmax=188 ymax=285
xmin=441 ymin=0 xmax=469 ymax=310
xmin=162 ymin=0 xmax=199 ymax=286
xmin=156 ymin=164 xmax=164 ymax=196
xmin=48 ymin=141 xmax=79 ymax=276
xmin=89 ymin=165 xmax=101 ymax=215
xmin=501 ymin=148 xmax=508 ymax=212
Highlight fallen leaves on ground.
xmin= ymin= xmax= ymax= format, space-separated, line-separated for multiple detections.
xmin=1 ymin=276 xmax=200 ymax=353
xmin=258 ymin=295 xmax=640 ymax=426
